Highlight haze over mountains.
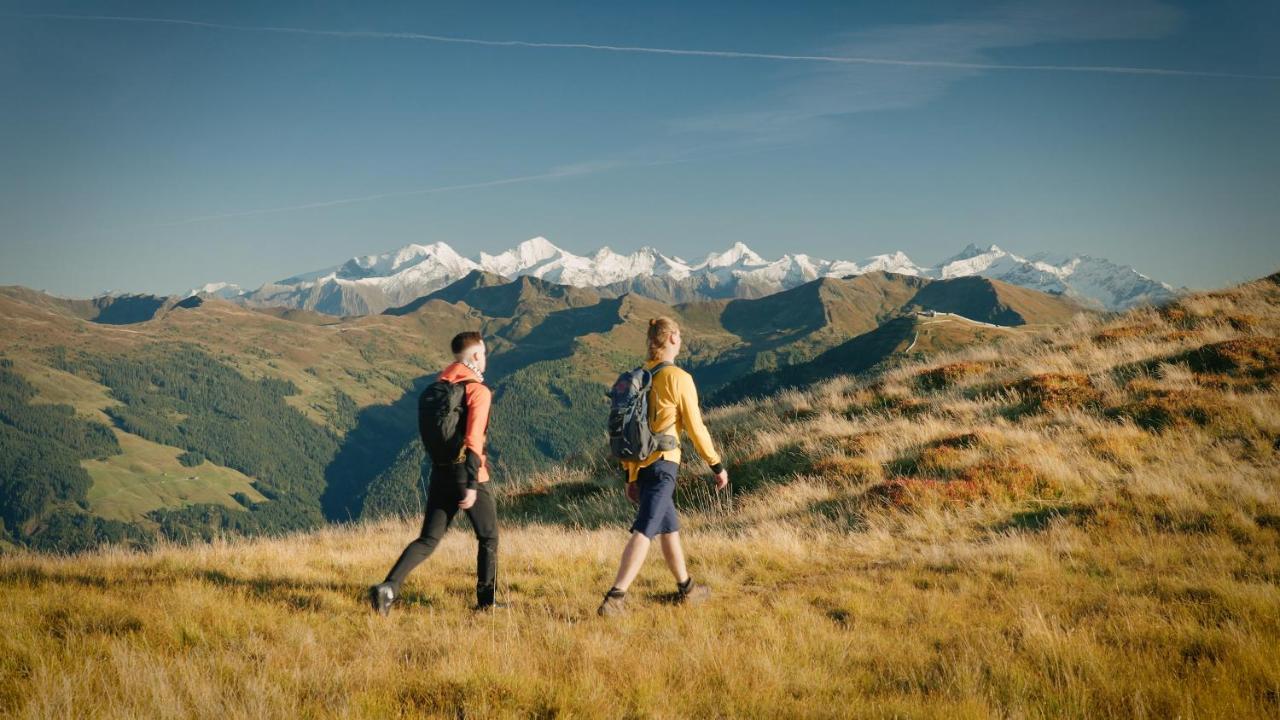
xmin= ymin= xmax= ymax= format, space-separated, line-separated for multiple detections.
xmin=192 ymin=238 xmax=1177 ymax=316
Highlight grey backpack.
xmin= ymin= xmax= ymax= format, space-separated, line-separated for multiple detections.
xmin=607 ymin=362 xmax=678 ymax=461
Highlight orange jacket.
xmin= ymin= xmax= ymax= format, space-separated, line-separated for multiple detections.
xmin=438 ymin=362 xmax=491 ymax=485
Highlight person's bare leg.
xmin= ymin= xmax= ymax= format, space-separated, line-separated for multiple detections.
xmin=610 ymin=532 xmax=651 ymax=591
xmin=658 ymin=531 xmax=690 ymax=584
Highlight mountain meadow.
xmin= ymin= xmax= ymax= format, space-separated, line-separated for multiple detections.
xmin=0 ymin=267 xmax=1276 ymax=717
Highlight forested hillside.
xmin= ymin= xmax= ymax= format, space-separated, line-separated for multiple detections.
xmin=0 ymin=360 xmax=143 ymax=552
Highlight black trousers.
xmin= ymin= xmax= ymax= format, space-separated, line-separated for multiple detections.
xmin=384 ymin=463 xmax=499 ymax=603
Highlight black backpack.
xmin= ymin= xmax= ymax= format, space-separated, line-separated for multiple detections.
xmin=418 ymin=378 xmax=477 ymax=465
xmin=608 ymin=362 xmax=677 ymax=461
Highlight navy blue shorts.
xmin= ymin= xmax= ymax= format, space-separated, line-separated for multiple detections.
xmin=630 ymin=460 xmax=680 ymax=538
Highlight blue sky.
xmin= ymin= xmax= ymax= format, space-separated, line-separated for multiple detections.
xmin=1 ymin=0 xmax=1277 ymax=296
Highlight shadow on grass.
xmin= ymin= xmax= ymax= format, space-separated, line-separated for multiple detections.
xmin=0 ymin=565 xmax=370 ymax=613
xmin=727 ymin=443 xmax=814 ymax=493
xmin=0 ymin=566 xmax=112 ymax=589
xmin=196 ymin=568 xmax=365 ymax=610
xmin=990 ymin=503 xmax=1095 ymax=533
xmin=497 ymin=478 xmax=631 ymax=530
xmin=799 ymin=495 xmax=871 ymax=531
xmin=637 ymin=590 xmax=685 ymax=605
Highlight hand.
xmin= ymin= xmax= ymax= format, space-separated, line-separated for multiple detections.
xmin=625 ymin=482 xmax=640 ymax=506
xmin=712 ymin=469 xmax=729 ymax=491
xmin=458 ymin=488 xmax=477 ymax=510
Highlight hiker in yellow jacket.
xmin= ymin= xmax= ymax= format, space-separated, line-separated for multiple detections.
xmin=599 ymin=317 xmax=729 ymax=616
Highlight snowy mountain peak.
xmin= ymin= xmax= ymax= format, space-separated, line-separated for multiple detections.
xmin=936 ymin=244 xmax=1020 ymax=279
xmin=943 ymin=243 xmax=1006 ymax=264
xmin=187 ymin=282 xmax=245 ymax=299
xmin=857 ymin=251 xmax=923 ymax=276
xmin=704 ymin=241 xmax=766 ymax=269
xmin=339 ymin=242 xmax=468 ymax=280
xmin=478 ymin=236 xmax=567 ymax=277
xmin=516 ymin=236 xmax=561 ymax=260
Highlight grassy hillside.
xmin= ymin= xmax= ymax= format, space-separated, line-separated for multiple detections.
xmin=1 ymin=274 xmax=1275 ymax=717
xmin=0 ymin=287 xmax=171 ymax=325
xmin=713 ymin=312 xmax=1022 ymax=404
xmin=83 ymin=430 xmax=265 ymax=521
xmin=680 ymin=272 xmax=930 ymax=389
xmin=0 ymin=272 xmax=1088 ymax=551
xmin=905 ymin=276 xmax=1085 ymax=326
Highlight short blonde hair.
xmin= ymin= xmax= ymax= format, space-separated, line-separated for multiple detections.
xmin=647 ymin=317 xmax=679 ymax=361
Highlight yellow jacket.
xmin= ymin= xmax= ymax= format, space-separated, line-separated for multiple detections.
xmin=621 ymin=359 xmax=722 ymax=482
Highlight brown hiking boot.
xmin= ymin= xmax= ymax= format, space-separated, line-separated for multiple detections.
xmin=597 ymin=591 xmax=628 ymax=617
xmin=677 ymin=582 xmax=710 ymax=606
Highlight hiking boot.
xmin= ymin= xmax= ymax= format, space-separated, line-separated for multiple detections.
xmin=597 ymin=591 xmax=628 ymax=617
xmin=474 ymin=586 xmax=506 ymax=611
xmin=677 ymin=582 xmax=710 ymax=607
xmin=369 ymin=582 xmax=396 ymax=616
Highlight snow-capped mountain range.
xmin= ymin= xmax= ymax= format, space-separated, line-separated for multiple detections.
xmin=193 ymin=237 xmax=1177 ymax=316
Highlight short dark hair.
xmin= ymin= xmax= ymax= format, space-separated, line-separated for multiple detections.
xmin=451 ymin=331 xmax=483 ymax=355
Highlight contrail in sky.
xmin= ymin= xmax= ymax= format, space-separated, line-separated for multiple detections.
xmin=13 ymin=13 xmax=1280 ymax=81
xmin=148 ymin=168 xmax=595 ymax=227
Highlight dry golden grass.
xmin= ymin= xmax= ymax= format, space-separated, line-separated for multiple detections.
xmin=3 ymin=274 xmax=1280 ymax=718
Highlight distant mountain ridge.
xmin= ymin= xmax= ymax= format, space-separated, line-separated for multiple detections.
xmin=191 ymin=238 xmax=1176 ymax=316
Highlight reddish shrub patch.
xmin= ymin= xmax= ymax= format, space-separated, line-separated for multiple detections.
xmin=1159 ymin=304 xmax=1194 ymax=327
xmin=915 ymin=362 xmax=991 ymax=391
xmin=1006 ymin=373 xmax=1100 ymax=415
xmin=832 ymin=434 xmax=876 ymax=454
xmin=812 ymin=454 xmax=882 ymax=483
xmin=1177 ymin=338 xmax=1280 ymax=387
xmin=1085 ymin=427 xmax=1148 ymax=469
xmin=886 ymin=431 xmax=1002 ymax=477
xmin=874 ymin=428 xmax=1049 ymax=509
xmin=927 ymin=432 xmax=986 ymax=450
xmin=1093 ymin=324 xmax=1158 ymax=345
xmin=1226 ymin=314 xmax=1262 ymax=332
xmin=1106 ymin=383 xmax=1217 ymax=432
xmin=869 ymin=477 xmax=984 ymax=508
xmin=845 ymin=394 xmax=932 ymax=419
xmin=870 ymin=458 xmax=1046 ymax=509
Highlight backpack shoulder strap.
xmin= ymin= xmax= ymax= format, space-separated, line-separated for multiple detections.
xmin=646 ymin=362 xmax=678 ymax=435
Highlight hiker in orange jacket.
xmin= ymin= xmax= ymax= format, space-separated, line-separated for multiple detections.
xmin=599 ymin=317 xmax=729 ymax=616
xmin=371 ymin=331 xmax=500 ymax=613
